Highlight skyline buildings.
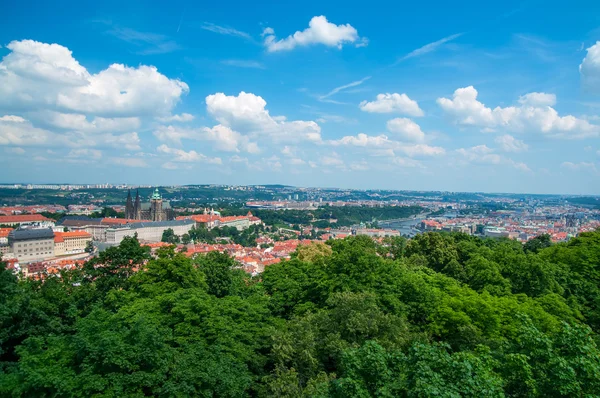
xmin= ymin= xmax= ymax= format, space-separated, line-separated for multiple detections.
xmin=1 ymin=1 xmax=600 ymax=194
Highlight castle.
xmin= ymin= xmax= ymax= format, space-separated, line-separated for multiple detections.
xmin=125 ymin=188 xmax=175 ymax=222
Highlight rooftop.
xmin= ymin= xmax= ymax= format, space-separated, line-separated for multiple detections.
xmin=8 ymin=228 xmax=55 ymax=241
xmin=0 ymin=214 xmax=53 ymax=223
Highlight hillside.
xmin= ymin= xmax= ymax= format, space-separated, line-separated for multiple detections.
xmin=1 ymin=231 xmax=599 ymax=396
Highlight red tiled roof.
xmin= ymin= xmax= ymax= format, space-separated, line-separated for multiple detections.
xmin=0 ymin=228 xmax=13 ymax=238
xmin=0 ymin=214 xmax=52 ymax=223
xmin=60 ymin=231 xmax=92 ymax=239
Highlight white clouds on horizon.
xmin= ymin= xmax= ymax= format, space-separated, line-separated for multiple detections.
xmin=437 ymin=86 xmax=599 ymax=139
xmin=457 ymin=144 xmax=531 ymax=172
xmin=157 ymin=144 xmax=222 ymax=164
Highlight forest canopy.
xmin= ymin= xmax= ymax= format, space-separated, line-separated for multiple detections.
xmin=1 ymin=231 xmax=600 ymax=397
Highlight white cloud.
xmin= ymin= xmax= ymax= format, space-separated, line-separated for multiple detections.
xmin=0 ymin=40 xmax=189 ymax=117
xmin=156 ymin=113 xmax=195 ymax=123
xmin=153 ymin=124 xmax=259 ymax=154
xmin=157 ymin=144 xmax=222 ymax=164
xmin=289 ymin=158 xmax=306 ymax=165
xmin=329 ymin=133 xmax=445 ymax=157
xmin=0 ymin=115 xmax=26 ymax=123
xmin=518 ymin=92 xmax=556 ymax=107
xmin=111 ymin=157 xmax=148 ymax=168
xmin=386 ymin=118 xmax=426 ymax=143
xmin=321 ymin=76 xmax=370 ymax=100
xmin=0 ymin=114 xmax=140 ymax=150
xmin=399 ymin=33 xmax=462 ymax=61
xmin=200 ymin=23 xmax=252 ymax=40
xmin=220 ymin=59 xmax=265 ymax=69
xmin=390 ymin=157 xmax=424 ymax=168
xmin=360 ymin=93 xmax=424 ymax=116
xmin=457 ymin=144 xmax=531 ymax=172
xmin=580 ymin=41 xmax=600 ymax=91
xmin=321 ymin=154 xmax=345 ymax=167
xmin=437 ymin=86 xmax=599 ymax=139
xmin=494 ymin=134 xmax=529 ymax=152
xmin=205 ymin=91 xmax=322 ymax=143
xmin=350 ymin=160 xmax=370 ymax=171
xmin=263 ymin=16 xmax=365 ymax=52
xmin=281 ymin=146 xmax=295 ymax=157
xmin=561 ymin=161 xmax=597 ymax=172
xmin=201 ymin=124 xmax=260 ymax=154
xmin=162 ymin=162 xmax=179 ymax=170
xmin=107 ymin=27 xmax=181 ymax=55
xmin=68 ymin=148 xmax=102 ymax=159
xmin=5 ymin=147 xmax=25 ymax=155
xmin=39 ymin=111 xmax=141 ymax=132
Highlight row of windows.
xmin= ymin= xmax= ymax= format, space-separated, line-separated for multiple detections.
xmin=16 ymin=241 xmax=53 ymax=247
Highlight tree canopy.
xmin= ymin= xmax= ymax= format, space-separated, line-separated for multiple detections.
xmin=1 ymin=230 xmax=600 ymax=397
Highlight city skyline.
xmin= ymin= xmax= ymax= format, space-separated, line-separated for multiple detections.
xmin=2 ymin=0 xmax=600 ymax=194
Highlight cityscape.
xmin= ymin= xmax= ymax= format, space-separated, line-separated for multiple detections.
xmin=2 ymin=0 xmax=600 ymax=396
xmin=1 ymin=184 xmax=599 ymax=277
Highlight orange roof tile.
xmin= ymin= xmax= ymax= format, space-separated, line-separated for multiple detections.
xmin=0 ymin=214 xmax=52 ymax=223
xmin=0 ymin=228 xmax=13 ymax=238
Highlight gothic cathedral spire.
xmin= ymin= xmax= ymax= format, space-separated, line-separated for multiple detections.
xmin=125 ymin=189 xmax=134 ymax=219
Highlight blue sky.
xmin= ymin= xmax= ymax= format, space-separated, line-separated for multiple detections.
xmin=1 ymin=0 xmax=600 ymax=194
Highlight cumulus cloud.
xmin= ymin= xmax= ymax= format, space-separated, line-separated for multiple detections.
xmin=386 ymin=118 xmax=426 ymax=143
xmin=437 ymin=86 xmax=598 ymax=139
xmin=156 ymin=113 xmax=195 ymax=123
xmin=0 ymin=40 xmax=189 ymax=117
xmin=494 ymin=134 xmax=529 ymax=152
xmin=457 ymin=144 xmax=531 ymax=172
xmin=0 ymin=114 xmax=140 ymax=150
xmin=263 ymin=16 xmax=366 ymax=52
xmin=518 ymin=92 xmax=556 ymax=107
xmin=205 ymin=91 xmax=322 ymax=143
xmin=580 ymin=41 xmax=600 ymax=91
xmin=329 ymin=133 xmax=445 ymax=157
xmin=38 ymin=111 xmax=141 ymax=133
xmin=157 ymin=144 xmax=222 ymax=164
xmin=359 ymin=93 xmax=424 ymax=116
xmin=153 ymin=124 xmax=259 ymax=154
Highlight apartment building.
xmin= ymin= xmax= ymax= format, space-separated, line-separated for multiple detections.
xmin=7 ymin=228 xmax=55 ymax=262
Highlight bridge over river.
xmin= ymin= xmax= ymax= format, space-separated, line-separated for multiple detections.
xmin=378 ymin=212 xmax=430 ymax=237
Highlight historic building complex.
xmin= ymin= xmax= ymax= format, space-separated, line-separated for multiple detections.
xmin=125 ymin=188 xmax=175 ymax=221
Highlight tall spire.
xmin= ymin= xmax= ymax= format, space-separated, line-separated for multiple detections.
xmin=133 ymin=189 xmax=141 ymax=219
xmin=125 ymin=189 xmax=133 ymax=219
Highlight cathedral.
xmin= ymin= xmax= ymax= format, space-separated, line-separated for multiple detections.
xmin=125 ymin=188 xmax=175 ymax=222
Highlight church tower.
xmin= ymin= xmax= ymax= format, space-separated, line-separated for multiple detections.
xmin=125 ymin=190 xmax=134 ymax=219
xmin=134 ymin=190 xmax=141 ymax=220
xmin=150 ymin=188 xmax=163 ymax=221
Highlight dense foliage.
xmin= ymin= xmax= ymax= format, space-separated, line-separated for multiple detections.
xmin=2 ymin=231 xmax=600 ymax=397
xmin=223 ymin=205 xmax=424 ymax=228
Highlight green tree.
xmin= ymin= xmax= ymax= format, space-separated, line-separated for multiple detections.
xmin=524 ymin=234 xmax=552 ymax=253
xmin=84 ymin=240 xmax=94 ymax=253
xmin=161 ymin=228 xmax=180 ymax=244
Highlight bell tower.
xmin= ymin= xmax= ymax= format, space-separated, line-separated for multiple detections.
xmin=150 ymin=188 xmax=163 ymax=221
